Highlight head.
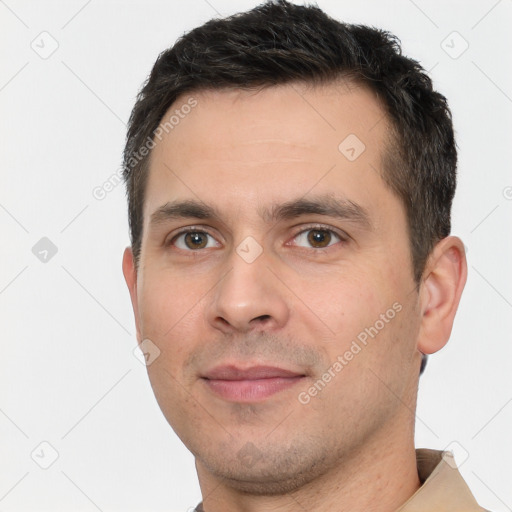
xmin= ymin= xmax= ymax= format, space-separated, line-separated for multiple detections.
xmin=122 ymin=0 xmax=466 ymax=496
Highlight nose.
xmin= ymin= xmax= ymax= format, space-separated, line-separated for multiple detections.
xmin=205 ymin=247 xmax=290 ymax=334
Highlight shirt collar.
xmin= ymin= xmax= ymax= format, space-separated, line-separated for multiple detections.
xmin=398 ymin=448 xmax=486 ymax=511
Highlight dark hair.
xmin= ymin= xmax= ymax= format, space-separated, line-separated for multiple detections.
xmin=123 ymin=0 xmax=457 ymax=284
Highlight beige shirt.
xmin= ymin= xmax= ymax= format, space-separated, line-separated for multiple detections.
xmin=399 ymin=448 xmax=488 ymax=511
xmin=194 ymin=448 xmax=489 ymax=512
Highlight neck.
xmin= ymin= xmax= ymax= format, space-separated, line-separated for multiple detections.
xmin=195 ymin=429 xmax=421 ymax=512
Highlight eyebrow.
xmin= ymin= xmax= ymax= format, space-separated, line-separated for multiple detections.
xmin=149 ymin=195 xmax=371 ymax=229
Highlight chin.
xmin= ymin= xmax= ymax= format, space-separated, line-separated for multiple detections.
xmin=197 ymin=445 xmax=334 ymax=496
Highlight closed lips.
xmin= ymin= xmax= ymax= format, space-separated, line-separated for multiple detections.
xmin=201 ymin=365 xmax=307 ymax=402
xmin=202 ymin=365 xmax=305 ymax=380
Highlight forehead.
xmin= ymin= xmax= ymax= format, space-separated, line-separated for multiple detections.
xmin=158 ymin=81 xmax=386 ymax=156
xmin=144 ymin=81 xmax=394 ymax=228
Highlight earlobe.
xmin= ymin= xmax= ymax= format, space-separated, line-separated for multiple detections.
xmin=122 ymin=247 xmax=142 ymax=343
xmin=417 ymin=236 xmax=468 ymax=355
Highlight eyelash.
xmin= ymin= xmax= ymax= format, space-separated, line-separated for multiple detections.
xmin=166 ymin=224 xmax=349 ymax=252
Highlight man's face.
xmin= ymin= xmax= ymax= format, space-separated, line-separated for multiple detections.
xmin=124 ymin=82 xmax=424 ymax=493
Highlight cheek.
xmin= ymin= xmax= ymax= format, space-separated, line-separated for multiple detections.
xmin=145 ymin=356 xmax=201 ymax=446
xmin=137 ymin=271 xmax=210 ymax=383
xmin=293 ymin=263 xmax=414 ymax=371
xmin=293 ymin=266 xmax=388 ymax=336
xmin=138 ymin=273 xmax=204 ymax=430
xmin=139 ymin=270 xmax=203 ymax=336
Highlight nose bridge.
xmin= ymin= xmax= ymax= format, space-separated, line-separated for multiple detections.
xmin=207 ymin=238 xmax=289 ymax=332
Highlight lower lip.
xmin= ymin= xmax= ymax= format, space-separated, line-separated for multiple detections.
xmin=203 ymin=376 xmax=305 ymax=402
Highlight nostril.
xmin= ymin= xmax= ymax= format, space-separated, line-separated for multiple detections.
xmin=216 ymin=317 xmax=230 ymax=327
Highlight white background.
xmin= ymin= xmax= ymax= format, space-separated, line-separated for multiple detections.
xmin=1 ymin=0 xmax=511 ymax=510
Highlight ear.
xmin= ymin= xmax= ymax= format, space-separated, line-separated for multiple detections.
xmin=417 ymin=236 xmax=467 ymax=355
xmin=122 ymin=246 xmax=143 ymax=343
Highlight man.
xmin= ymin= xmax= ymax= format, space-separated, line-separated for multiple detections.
xmin=121 ymin=1 xmax=488 ymax=510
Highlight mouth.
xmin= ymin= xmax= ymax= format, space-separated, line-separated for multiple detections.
xmin=200 ymin=365 xmax=307 ymax=402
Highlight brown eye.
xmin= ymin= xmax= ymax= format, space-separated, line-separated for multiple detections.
xmin=292 ymin=228 xmax=343 ymax=249
xmin=171 ymin=230 xmax=219 ymax=251
xmin=307 ymin=229 xmax=332 ymax=248
xmin=184 ymin=232 xmax=208 ymax=249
